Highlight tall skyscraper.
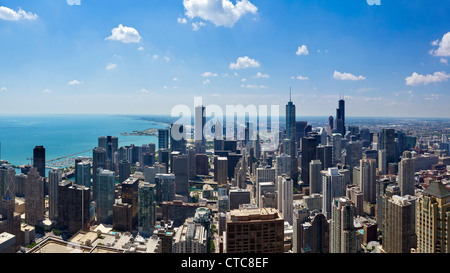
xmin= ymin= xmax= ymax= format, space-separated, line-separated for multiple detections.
xmin=300 ymin=137 xmax=317 ymax=185
xmin=309 ymin=160 xmax=323 ymax=194
xmin=57 ymin=181 xmax=91 ymax=234
xmin=98 ymin=136 xmax=118 ymax=170
xmin=398 ymin=151 xmax=415 ymax=196
xmin=416 ymin=180 xmax=450 ymax=253
xmin=359 ymin=158 xmax=377 ymax=204
xmin=335 ymin=98 xmax=346 ymax=136
xmin=75 ymin=161 xmax=91 ymax=189
xmin=33 ymin=146 xmax=46 ymax=178
xmin=138 ymin=182 xmax=156 ymax=237
xmin=216 ymin=157 xmax=228 ymax=185
xmin=173 ymin=154 xmax=188 ymax=195
xmin=275 ymin=153 xmax=291 ymax=179
xmin=322 ymin=168 xmax=346 ymax=219
xmin=25 ymin=168 xmax=45 ymax=226
xmin=380 ymin=129 xmax=396 ymax=167
xmin=170 ymin=123 xmax=187 ymax=155
xmin=382 ymin=195 xmax=415 ymax=253
xmin=331 ymin=133 xmax=342 ymax=166
xmin=48 ymin=168 xmax=62 ymax=221
xmin=155 ymin=174 xmax=176 ymax=203
xmin=95 ymin=169 xmax=115 ymax=224
xmin=316 ymin=145 xmax=333 ymax=170
xmin=158 ymin=128 xmax=170 ymax=150
xmin=277 ymin=175 xmax=293 ymax=225
xmin=187 ymin=147 xmax=197 ymax=180
xmin=195 ymin=105 xmax=206 ymax=154
xmin=118 ymin=160 xmax=131 ymax=184
xmin=329 ymin=197 xmax=357 ymax=253
xmin=92 ymin=147 xmax=107 ymax=201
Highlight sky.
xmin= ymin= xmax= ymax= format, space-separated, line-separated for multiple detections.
xmin=0 ymin=0 xmax=449 ymax=117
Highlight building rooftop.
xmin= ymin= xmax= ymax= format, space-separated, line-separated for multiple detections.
xmin=0 ymin=232 xmax=15 ymax=244
xmin=228 ymin=207 xmax=281 ymax=222
xmin=423 ymin=180 xmax=450 ymax=199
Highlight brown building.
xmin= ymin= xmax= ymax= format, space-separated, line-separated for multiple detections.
xmin=121 ymin=177 xmax=139 ymax=228
xmin=195 ymin=154 xmax=209 ymax=176
xmin=225 ymin=208 xmax=284 ymax=253
xmin=0 ymin=197 xmax=22 ymax=251
xmin=25 ymin=168 xmax=45 ymax=226
xmin=57 ymin=181 xmax=91 ymax=235
xmin=153 ymin=220 xmax=174 ymax=253
xmin=161 ymin=201 xmax=204 ymax=227
xmin=112 ymin=201 xmax=133 ymax=232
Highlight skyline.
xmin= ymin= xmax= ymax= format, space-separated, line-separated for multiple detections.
xmin=0 ymin=1 xmax=450 ymax=117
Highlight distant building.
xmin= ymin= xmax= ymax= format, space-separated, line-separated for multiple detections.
xmin=398 ymin=151 xmax=415 ymax=196
xmin=25 ymin=168 xmax=44 ymax=226
xmin=172 ymin=154 xmax=188 ymax=195
xmin=309 ymin=160 xmax=323 ymax=194
xmin=118 ymin=160 xmax=131 ymax=184
xmin=158 ymin=128 xmax=170 ymax=150
xmin=76 ymin=161 xmax=91 ymax=189
xmin=33 ymin=146 xmax=46 ymax=178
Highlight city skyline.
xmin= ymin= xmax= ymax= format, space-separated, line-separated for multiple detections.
xmin=0 ymin=1 xmax=449 ymax=117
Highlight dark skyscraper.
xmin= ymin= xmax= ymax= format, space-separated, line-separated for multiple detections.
xmin=380 ymin=128 xmax=396 ymax=168
xmin=170 ymin=123 xmax=187 ymax=154
xmin=335 ymin=98 xmax=346 ymax=136
xmin=92 ymin=147 xmax=107 ymax=201
xmin=158 ymin=128 xmax=170 ymax=150
xmin=300 ymin=137 xmax=317 ymax=185
xmin=33 ymin=146 xmax=45 ymax=178
xmin=195 ymin=105 xmax=206 ymax=154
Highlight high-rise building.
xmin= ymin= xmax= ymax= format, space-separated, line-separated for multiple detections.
xmin=98 ymin=136 xmax=118 ymax=170
xmin=378 ymin=149 xmax=387 ymax=175
xmin=121 ymin=177 xmax=139 ymax=229
xmin=75 ymin=161 xmax=91 ymax=189
xmin=155 ymin=174 xmax=176 ymax=203
xmin=95 ymin=169 xmax=115 ymax=224
xmin=329 ymin=197 xmax=357 ymax=253
xmin=380 ymin=129 xmax=396 ymax=167
xmin=345 ymin=141 xmax=362 ymax=171
xmin=195 ymin=154 xmax=209 ymax=176
xmin=275 ymin=153 xmax=291 ymax=180
xmin=331 ymin=133 xmax=342 ymax=166
xmin=92 ymin=147 xmax=107 ymax=201
xmin=294 ymin=209 xmax=329 ymax=253
xmin=225 ymin=208 xmax=284 ymax=253
xmin=170 ymin=123 xmax=187 ymax=155
xmin=25 ymin=168 xmax=44 ymax=226
xmin=416 ymin=180 xmax=450 ymax=253
xmin=195 ymin=105 xmax=206 ymax=154
xmin=216 ymin=157 xmax=228 ymax=185
xmin=335 ymin=99 xmax=346 ymax=136
xmin=360 ymin=158 xmax=377 ymax=204
xmin=57 ymin=181 xmax=91 ymax=234
xmin=229 ymin=188 xmax=251 ymax=210
xmin=118 ymin=160 xmax=131 ymax=184
xmin=138 ymin=182 xmax=157 ymax=237
xmin=33 ymin=146 xmax=46 ymax=178
xmin=277 ymin=175 xmax=293 ymax=225
xmin=309 ymin=160 xmax=323 ymax=194
xmin=346 ymin=185 xmax=364 ymax=217
xmin=295 ymin=121 xmax=308 ymax=148
xmin=48 ymin=168 xmax=62 ymax=221
xmin=173 ymin=154 xmax=188 ymax=195
xmin=316 ymin=145 xmax=332 ymax=170
xmin=187 ymin=147 xmax=196 ymax=180
xmin=382 ymin=195 xmax=415 ymax=253
xmin=322 ymin=168 xmax=346 ymax=219
xmin=300 ymin=137 xmax=317 ymax=185
xmin=113 ymin=201 xmax=133 ymax=232
xmin=173 ymin=208 xmax=211 ymax=253
xmin=158 ymin=128 xmax=170 ymax=150
xmin=398 ymin=151 xmax=415 ymax=196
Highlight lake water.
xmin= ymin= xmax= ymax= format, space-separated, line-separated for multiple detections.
xmin=0 ymin=115 xmax=169 ymax=167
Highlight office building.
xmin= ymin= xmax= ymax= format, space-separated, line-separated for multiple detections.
xmin=360 ymin=158 xmax=377 ymax=204
xmin=225 ymin=208 xmax=284 ymax=253
xmin=329 ymin=197 xmax=357 ymax=253
xmin=57 ymin=181 xmax=91 ymax=234
xmin=122 ymin=177 xmax=139 ymax=228
xmin=172 ymin=154 xmax=188 ymax=195
xmin=300 ymin=137 xmax=317 ymax=185
xmin=95 ymin=169 xmax=115 ymax=224
xmin=346 ymin=185 xmax=364 ymax=217
xmin=398 ymin=151 xmax=415 ymax=196
xmin=380 ymin=129 xmax=396 ymax=168
xmin=316 ymin=145 xmax=332 ymax=170
xmin=92 ymin=147 xmax=107 ymax=201
xmin=75 ymin=161 xmax=91 ymax=189
xmin=229 ymin=189 xmax=251 ymax=210
xmin=173 ymin=208 xmax=211 ymax=253
xmin=155 ymin=174 xmax=176 ymax=203
xmin=216 ymin=157 xmax=228 ymax=185
xmin=187 ymin=147 xmax=196 ymax=180
xmin=195 ymin=154 xmax=209 ymax=176
xmin=48 ymin=168 xmax=62 ymax=221
xmin=25 ymin=168 xmax=44 ymax=226
xmin=33 ymin=146 xmax=46 ymax=178
xmin=170 ymin=123 xmax=187 ymax=155
xmin=275 ymin=153 xmax=291 ymax=180
xmin=158 ymin=128 xmax=170 ymax=150
xmin=118 ymin=160 xmax=131 ymax=184
xmin=194 ymin=105 xmax=206 ymax=154
xmin=309 ymin=160 xmax=323 ymax=194
xmin=416 ymin=180 xmax=450 ymax=253
xmin=277 ymin=175 xmax=293 ymax=225
xmin=138 ymin=182 xmax=157 ymax=237
xmin=335 ymin=98 xmax=346 ymax=136
xmin=322 ymin=168 xmax=346 ymax=219
xmin=112 ymin=201 xmax=133 ymax=232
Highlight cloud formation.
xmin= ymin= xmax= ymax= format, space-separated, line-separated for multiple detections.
xmin=106 ymin=24 xmax=141 ymax=43
xmin=202 ymin=72 xmax=218 ymax=77
xmin=229 ymin=56 xmax=260 ymax=70
xmin=0 ymin=6 xmax=38 ymax=21
xmin=67 ymin=0 xmax=81 ymax=6
xmin=405 ymin=71 xmax=450 ymax=86
xmin=430 ymin=32 xmax=450 ymax=57
xmin=106 ymin=63 xmax=117 ymax=70
xmin=68 ymin=80 xmax=83 ymax=85
xmin=183 ymin=0 xmax=257 ymax=28
xmin=296 ymin=45 xmax=309 ymax=56
xmin=333 ymin=70 xmax=366 ymax=81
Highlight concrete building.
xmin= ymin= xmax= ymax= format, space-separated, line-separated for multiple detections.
xmin=172 ymin=154 xmax=189 ymax=195
xmin=360 ymin=158 xmax=377 ymax=204
xmin=25 ymin=168 xmax=45 ymax=226
xmin=322 ymin=168 xmax=346 ymax=219
xmin=309 ymin=160 xmax=323 ymax=194
xmin=155 ymin=174 xmax=176 ymax=203
xmin=76 ymin=161 xmax=91 ymax=189
xmin=0 ymin=232 xmax=15 ymax=253
xmin=216 ymin=157 xmax=228 ymax=185
xmin=398 ymin=151 xmax=415 ymax=196
xmin=173 ymin=208 xmax=211 ymax=253
xmin=57 ymin=181 xmax=91 ymax=234
xmin=346 ymin=185 xmax=364 ymax=217
xmin=95 ymin=169 xmax=115 ymax=225
xmin=329 ymin=197 xmax=357 ymax=253
xmin=48 ymin=168 xmax=62 ymax=222
xmin=225 ymin=208 xmax=284 ymax=253
xmin=277 ymin=175 xmax=293 ymax=225
xmin=229 ymin=188 xmax=251 ymax=210
xmin=138 ymin=182 xmax=157 ymax=237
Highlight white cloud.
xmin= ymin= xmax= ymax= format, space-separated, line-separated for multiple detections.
xmin=405 ymin=71 xmax=450 ymax=86
xmin=139 ymin=88 xmax=150 ymax=93
xmin=254 ymin=72 xmax=270 ymax=78
xmin=106 ymin=63 xmax=117 ymax=70
xmin=296 ymin=45 xmax=309 ymax=56
xmin=0 ymin=6 xmax=38 ymax=21
xmin=203 ymin=79 xmax=211 ymax=85
xmin=105 ymin=24 xmax=141 ymax=44
xmin=177 ymin=17 xmax=187 ymax=24
xmin=430 ymin=32 xmax=450 ymax=57
xmin=424 ymin=94 xmax=440 ymax=101
xmin=229 ymin=56 xmax=260 ymax=70
xmin=241 ymin=78 xmax=247 ymax=82
xmin=42 ymin=89 xmax=52 ymax=93
xmin=152 ymin=55 xmax=159 ymax=60
xmin=68 ymin=80 xmax=83 ymax=85
xmin=440 ymin=58 xmax=448 ymax=65
xmin=183 ymin=0 xmax=258 ymax=28
xmin=138 ymin=46 xmax=144 ymax=51
xmin=240 ymin=84 xmax=267 ymax=89
xmin=66 ymin=0 xmax=81 ymax=6
xmin=291 ymin=75 xmax=309 ymax=80
xmin=202 ymin=72 xmax=218 ymax=77
xmin=0 ymin=87 xmax=6 ymax=92
xmin=192 ymin=21 xmax=206 ymax=31
xmin=333 ymin=70 xmax=366 ymax=81
xmin=173 ymin=77 xmax=178 ymax=81
xmin=164 ymin=56 xmax=170 ymax=62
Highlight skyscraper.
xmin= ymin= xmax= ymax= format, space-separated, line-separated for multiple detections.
xmin=33 ymin=146 xmax=46 ymax=178
xmin=95 ymin=169 xmax=115 ymax=224
xmin=316 ymin=145 xmax=333 ymax=170
xmin=335 ymin=98 xmax=346 ymax=136
xmin=277 ymin=175 xmax=293 ymax=225
xmin=158 ymin=128 xmax=170 ymax=150
xmin=75 ymin=161 xmax=91 ymax=189
xmin=398 ymin=151 xmax=415 ymax=196
xmin=92 ymin=147 xmax=107 ymax=201
xmin=415 ymin=180 xmax=450 ymax=253
xmin=322 ymin=168 xmax=346 ymax=219
xmin=57 ymin=181 xmax=91 ymax=234
xmin=309 ymin=160 xmax=323 ymax=194
xmin=195 ymin=105 xmax=206 ymax=154
xmin=380 ymin=129 xmax=396 ymax=167
xmin=48 ymin=168 xmax=62 ymax=221
xmin=359 ymin=158 xmax=377 ymax=204
xmin=300 ymin=137 xmax=317 ymax=185
xmin=155 ymin=174 xmax=176 ymax=203
xmin=172 ymin=154 xmax=189 ymax=195
xmin=138 ymin=182 xmax=157 ymax=237
xmin=275 ymin=153 xmax=291 ymax=180
xmin=329 ymin=197 xmax=357 ymax=253
xmin=118 ymin=160 xmax=131 ymax=184
xmin=25 ymin=168 xmax=44 ymax=226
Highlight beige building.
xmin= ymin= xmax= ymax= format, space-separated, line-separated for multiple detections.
xmin=415 ymin=180 xmax=450 ymax=253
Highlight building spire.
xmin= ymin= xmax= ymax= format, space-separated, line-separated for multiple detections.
xmin=289 ymin=87 xmax=292 ymax=102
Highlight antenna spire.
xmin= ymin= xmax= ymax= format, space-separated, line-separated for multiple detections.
xmin=289 ymin=87 xmax=292 ymax=102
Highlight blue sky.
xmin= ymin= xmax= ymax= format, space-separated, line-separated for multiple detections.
xmin=0 ymin=0 xmax=449 ymax=117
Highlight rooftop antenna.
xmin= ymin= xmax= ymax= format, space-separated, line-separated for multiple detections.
xmin=290 ymin=87 xmax=292 ymax=102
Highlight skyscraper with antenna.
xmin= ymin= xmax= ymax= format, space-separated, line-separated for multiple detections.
xmin=335 ymin=95 xmax=346 ymax=136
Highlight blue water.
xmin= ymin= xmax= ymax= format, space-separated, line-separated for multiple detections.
xmin=0 ymin=115 xmax=168 ymax=167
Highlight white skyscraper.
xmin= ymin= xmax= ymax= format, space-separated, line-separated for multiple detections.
xmin=278 ymin=175 xmax=293 ymax=225
xmin=48 ymin=168 xmax=62 ymax=222
xmin=322 ymin=168 xmax=346 ymax=219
